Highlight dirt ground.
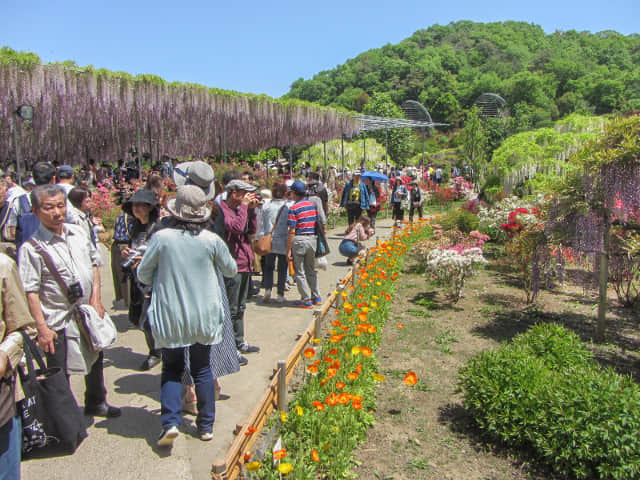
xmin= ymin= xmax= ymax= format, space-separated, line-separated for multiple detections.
xmin=351 ymin=247 xmax=640 ymax=480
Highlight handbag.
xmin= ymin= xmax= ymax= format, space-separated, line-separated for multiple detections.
xmin=76 ymin=305 xmax=117 ymax=352
xmin=26 ymin=239 xmax=117 ymax=353
xmin=18 ymin=332 xmax=88 ymax=455
xmin=314 ymin=221 xmax=330 ymax=258
xmin=254 ymin=205 xmax=285 ymax=256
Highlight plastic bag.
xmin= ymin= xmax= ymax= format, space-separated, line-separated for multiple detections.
xmin=315 ymin=256 xmax=328 ymax=270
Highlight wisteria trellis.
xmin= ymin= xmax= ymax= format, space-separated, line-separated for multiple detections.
xmin=0 ymin=61 xmax=361 ymax=167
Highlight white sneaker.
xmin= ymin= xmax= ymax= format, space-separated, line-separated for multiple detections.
xmin=157 ymin=425 xmax=179 ymax=447
xmin=263 ymin=291 xmax=271 ymax=303
xmin=200 ymin=431 xmax=214 ymax=441
xmin=275 ymin=295 xmax=285 ymax=304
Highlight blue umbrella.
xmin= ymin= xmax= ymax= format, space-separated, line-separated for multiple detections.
xmin=360 ymin=171 xmax=389 ymax=182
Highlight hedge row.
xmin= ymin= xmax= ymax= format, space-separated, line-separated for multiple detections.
xmin=459 ymin=323 xmax=640 ymax=480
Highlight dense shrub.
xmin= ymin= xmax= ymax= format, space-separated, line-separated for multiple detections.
xmin=438 ymin=210 xmax=479 ymax=233
xmin=459 ymin=324 xmax=640 ymax=480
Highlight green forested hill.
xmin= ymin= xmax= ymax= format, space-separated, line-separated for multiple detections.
xmin=285 ymin=21 xmax=640 ymax=127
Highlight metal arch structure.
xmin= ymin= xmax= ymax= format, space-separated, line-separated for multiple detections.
xmin=401 ymin=100 xmax=435 ymax=135
xmin=339 ymin=111 xmax=448 ymax=169
xmin=350 ymin=114 xmax=447 ymax=132
xmin=474 ymin=93 xmax=508 ymax=118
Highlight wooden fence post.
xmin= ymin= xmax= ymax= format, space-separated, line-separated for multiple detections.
xmin=313 ymin=309 xmax=322 ymax=340
xmin=277 ymin=360 xmax=287 ymax=412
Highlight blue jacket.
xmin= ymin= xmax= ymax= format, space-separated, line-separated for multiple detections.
xmin=340 ymin=181 xmax=370 ymax=210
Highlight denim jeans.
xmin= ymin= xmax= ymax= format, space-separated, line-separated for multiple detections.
xmin=0 ymin=415 xmax=21 ymax=480
xmin=263 ymin=253 xmax=287 ymax=296
xmin=224 ymin=272 xmax=251 ymax=347
xmin=161 ymin=343 xmax=214 ymax=433
xmin=339 ymin=239 xmax=359 ymax=259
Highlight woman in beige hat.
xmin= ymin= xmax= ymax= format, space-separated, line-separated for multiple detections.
xmin=137 ymin=185 xmax=237 ymax=446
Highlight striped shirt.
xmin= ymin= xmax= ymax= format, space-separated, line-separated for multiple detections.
xmin=288 ymin=199 xmax=318 ymax=235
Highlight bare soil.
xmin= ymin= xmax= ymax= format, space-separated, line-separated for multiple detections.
xmin=351 ymin=248 xmax=640 ymax=480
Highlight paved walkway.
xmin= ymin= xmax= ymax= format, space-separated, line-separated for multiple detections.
xmin=22 ymin=218 xmax=396 ymax=480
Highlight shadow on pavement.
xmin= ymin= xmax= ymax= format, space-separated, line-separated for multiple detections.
xmin=93 ymin=406 xmax=176 ymax=457
xmin=103 ymin=346 xmax=149 ymax=371
xmin=114 ymin=373 xmax=161 ymax=402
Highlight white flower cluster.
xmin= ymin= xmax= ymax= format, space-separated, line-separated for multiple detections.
xmin=425 ymin=247 xmax=487 ymax=301
xmin=478 ymin=196 xmax=534 ymax=241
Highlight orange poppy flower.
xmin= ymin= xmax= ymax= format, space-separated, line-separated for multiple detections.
xmin=361 ymin=347 xmax=372 ymax=357
xmin=273 ymin=449 xmax=287 ymax=460
xmin=332 ymin=318 xmax=341 ymax=327
xmin=311 ymin=448 xmax=320 ymax=462
xmin=347 ymin=372 xmax=359 ymax=380
xmin=244 ymin=426 xmax=257 ymax=436
xmin=337 ymin=393 xmax=350 ymax=404
xmin=336 ymin=382 xmax=346 ymax=389
xmin=343 ymin=302 xmax=353 ymax=312
xmin=397 ymin=323 xmax=404 ymax=328
xmin=304 ymin=347 xmax=316 ymax=358
xmin=354 ymin=329 xmax=362 ymax=336
xmin=404 ymin=371 xmax=418 ymax=386
xmin=329 ymin=334 xmax=344 ymax=343
xmin=325 ymin=393 xmax=339 ymax=406
xmin=357 ymin=312 xmax=368 ymax=322
xmin=355 ymin=363 xmax=362 ymax=373
xmin=352 ymin=401 xmax=363 ymax=410
xmin=307 ymin=364 xmax=318 ymax=375
xmin=328 ymin=348 xmax=338 ymax=356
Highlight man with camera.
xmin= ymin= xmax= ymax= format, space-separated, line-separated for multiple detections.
xmin=18 ymin=184 xmax=120 ymax=418
xmin=213 ymin=179 xmax=261 ymax=365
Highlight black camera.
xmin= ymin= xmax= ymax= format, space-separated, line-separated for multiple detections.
xmin=68 ymin=281 xmax=84 ymax=303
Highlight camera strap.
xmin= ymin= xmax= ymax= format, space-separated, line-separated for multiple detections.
xmin=26 ymin=238 xmax=78 ymax=306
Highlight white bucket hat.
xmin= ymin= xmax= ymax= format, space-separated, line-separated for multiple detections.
xmin=167 ymin=185 xmax=212 ymax=223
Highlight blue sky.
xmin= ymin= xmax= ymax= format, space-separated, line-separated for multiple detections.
xmin=3 ymin=0 xmax=637 ymax=98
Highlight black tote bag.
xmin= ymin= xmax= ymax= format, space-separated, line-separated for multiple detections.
xmin=18 ymin=332 xmax=87 ymax=456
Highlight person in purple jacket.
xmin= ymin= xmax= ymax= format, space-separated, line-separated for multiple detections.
xmin=212 ymin=179 xmax=261 ymax=365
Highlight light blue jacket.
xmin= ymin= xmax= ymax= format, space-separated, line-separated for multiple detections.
xmin=137 ymin=228 xmax=237 ymax=349
xmin=257 ymin=199 xmax=290 ymax=255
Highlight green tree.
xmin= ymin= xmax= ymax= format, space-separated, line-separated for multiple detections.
xmin=362 ymin=93 xmax=414 ymax=164
xmin=460 ymin=108 xmax=487 ymax=185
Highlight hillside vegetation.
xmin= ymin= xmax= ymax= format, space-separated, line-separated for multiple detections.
xmin=286 ymin=21 xmax=640 ymax=128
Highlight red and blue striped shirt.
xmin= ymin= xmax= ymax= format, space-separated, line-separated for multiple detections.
xmin=288 ymin=200 xmax=318 ymax=235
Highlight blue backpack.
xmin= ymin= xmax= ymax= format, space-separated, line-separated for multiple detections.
xmin=15 ymin=194 xmax=40 ymax=248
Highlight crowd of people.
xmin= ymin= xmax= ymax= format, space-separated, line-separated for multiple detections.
xmin=0 ymin=154 xmax=464 ymax=477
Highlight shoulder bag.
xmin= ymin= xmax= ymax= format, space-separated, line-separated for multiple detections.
xmin=26 ymin=239 xmax=117 ymax=353
xmin=254 ymin=205 xmax=285 ymax=256
xmin=18 ymin=331 xmax=87 ymax=455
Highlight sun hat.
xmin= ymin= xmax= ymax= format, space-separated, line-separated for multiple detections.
xmin=124 ymin=188 xmax=158 ymax=215
xmin=225 ymin=179 xmax=257 ymax=192
xmin=172 ymin=161 xmax=215 ymax=200
xmin=290 ymin=180 xmax=306 ymax=195
xmin=166 ymin=185 xmax=212 ymax=223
